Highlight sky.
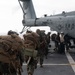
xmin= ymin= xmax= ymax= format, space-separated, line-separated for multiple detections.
xmin=33 ymin=0 xmax=75 ymax=17
xmin=0 ymin=0 xmax=75 ymax=34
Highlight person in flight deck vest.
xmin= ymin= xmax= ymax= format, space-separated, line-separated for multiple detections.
xmin=23 ymin=30 xmax=39 ymax=75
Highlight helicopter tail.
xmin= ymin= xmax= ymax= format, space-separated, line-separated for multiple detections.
xmin=21 ymin=0 xmax=36 ymax=19
xmin=19 ymin=0 xmax=36 ymax=33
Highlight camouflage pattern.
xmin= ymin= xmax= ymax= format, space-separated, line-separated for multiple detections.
xmin=36 ymin=29 xmax=47 ymax=67
xmin=0 ymin=32 xmax=24 ymax=75
xmin=23 ymin=31 xmax=39 ymax=75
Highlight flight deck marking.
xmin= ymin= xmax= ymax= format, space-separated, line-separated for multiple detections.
xmin=65 ymin=51 xmax=75 ymax=73
xmin=23 ymin=50 xmax=75 ymax=73
xmin=23 ymin=63 xmax=75 ymax=66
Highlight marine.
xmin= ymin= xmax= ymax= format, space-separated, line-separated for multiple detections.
xmin=36 ymin=29 xmax=47 ymax=67
xmin=0 ymin=30 xmax=24 ymax=75
xmin=23 ymin=30 xmax=39 ymax=75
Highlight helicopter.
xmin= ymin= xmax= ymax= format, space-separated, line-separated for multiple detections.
xmin=18 ymin=0 xmax=75 ymax=39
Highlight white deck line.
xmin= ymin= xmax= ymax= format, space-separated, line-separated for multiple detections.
xmin=23 ymin=49 xmax=75 ymax=73
xmin=23 ymin=63 xmax=75 ymax=66
xmin=65 ymin=51 xmax=75 ymax=73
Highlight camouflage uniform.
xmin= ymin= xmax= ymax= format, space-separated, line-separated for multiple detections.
xmin=26 ymin=57 xmax=36 ymax=75
xmin=0 ymin=62 xmax=17 ymax=75
xmin=45 ymin=32 xmax=51 ymax=59
xmin=23 ymin=31 xmax=39 ymax=75
xmin=0 ymin=31 xmax=24 ymax=75
xmin=36 ymin=29 xmax=46 ymax=67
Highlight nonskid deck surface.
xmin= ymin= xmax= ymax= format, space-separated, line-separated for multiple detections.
xmin=22 ymin=41 xmax=75 ymax=75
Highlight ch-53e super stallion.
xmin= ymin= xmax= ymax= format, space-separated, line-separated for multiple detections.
xmin=18 ymin=0 xmax=75 ymax=39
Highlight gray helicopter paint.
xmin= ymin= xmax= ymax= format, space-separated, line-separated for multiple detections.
xmin=22 ymin=0 xmax=75 ymax=38
xmin=23 ymin=0 xmax=36 ymax=19
xmin=24 ymin=16 xmax=75 ymax=36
